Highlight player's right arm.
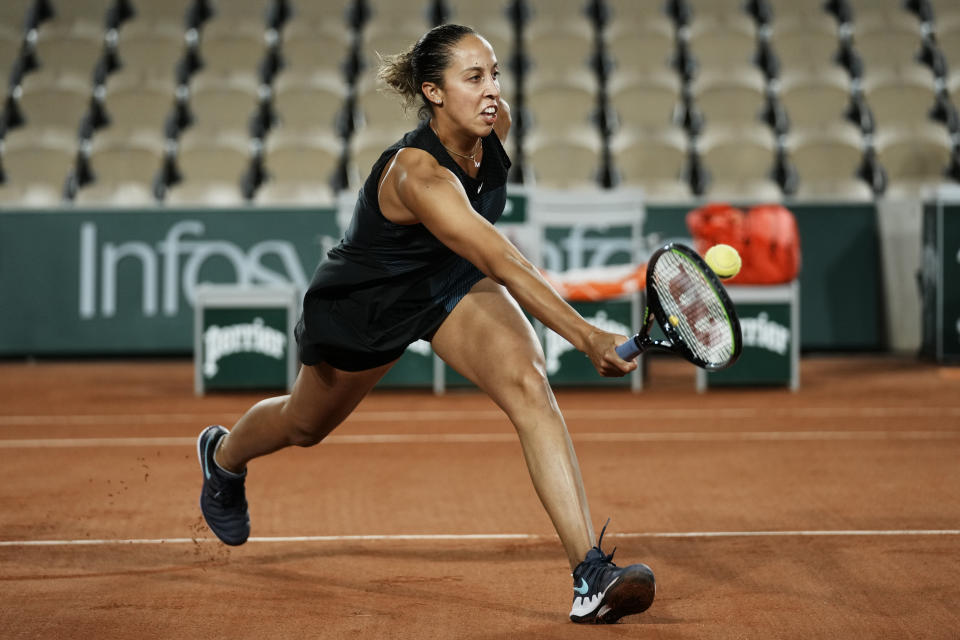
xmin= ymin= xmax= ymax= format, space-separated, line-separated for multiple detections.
xmin=378 ymin=148 xmax=634 ymax=377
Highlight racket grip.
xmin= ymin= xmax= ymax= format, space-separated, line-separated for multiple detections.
xmin=616 ymin=336 xmax=641 ymax=361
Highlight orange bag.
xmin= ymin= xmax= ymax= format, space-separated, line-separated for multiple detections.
xmin=686 ymin=202 xmax=800 ymax=284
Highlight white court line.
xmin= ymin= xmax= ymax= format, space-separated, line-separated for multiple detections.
xmin=1 ymin=430 xmax=960 ymax=448
xmin=1 ymin=530 xmax=958 ymax=547
xmin=1 ymin=406 xmax=959 ymax=427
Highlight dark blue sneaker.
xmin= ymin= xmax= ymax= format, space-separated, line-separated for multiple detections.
xmin=569 ymin=521 xmax=655 ymax=623
xmin=197 ymin=425 xmax=250 ymax=546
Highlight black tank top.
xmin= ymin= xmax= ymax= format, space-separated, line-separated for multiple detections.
xmin=296 ymin=119 xmax=512 ymax=371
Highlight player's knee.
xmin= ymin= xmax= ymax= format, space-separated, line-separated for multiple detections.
xmin=510 ymin=360 xmax=553 ymax=406
xmin=285 ymin=409 xmax=338 ymax=447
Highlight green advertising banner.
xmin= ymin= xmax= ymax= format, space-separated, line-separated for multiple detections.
xmin=0 ymin=197 xmax=884 ymax=359
xmin=922 ymin=199 xmax=960 ymax=362
xmin=645 ymin=202 xmax=883 ymax=351
xmin=941 ymin=204 xmax=960 ymax=361
xmin=0 ymin=207 xmax=339 ymax=355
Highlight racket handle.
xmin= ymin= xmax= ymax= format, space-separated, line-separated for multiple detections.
xmin=616 ymin=336 xmax=641 ymax=361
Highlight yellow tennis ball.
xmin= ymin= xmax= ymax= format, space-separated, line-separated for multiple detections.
xmin=669 ymin=315 xmax=679 ymax=326
xmin=704 ymin=244 xmax=742 ymax=279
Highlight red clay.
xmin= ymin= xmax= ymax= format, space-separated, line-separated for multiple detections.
xmin=1 ymin=355 xmax=958 ymax=639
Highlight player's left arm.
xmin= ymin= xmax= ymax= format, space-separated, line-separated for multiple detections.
xmin=391 ymin=157 xmax=632 ymax=376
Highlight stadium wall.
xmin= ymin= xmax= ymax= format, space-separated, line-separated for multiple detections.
xmin=0 ymin=198 xmax=892 ymax=357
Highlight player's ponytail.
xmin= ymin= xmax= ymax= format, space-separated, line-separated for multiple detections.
xmin=378 ymin=23 xmax=477 ymax=121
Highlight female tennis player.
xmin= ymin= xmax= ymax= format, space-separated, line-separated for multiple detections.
xmin=197 ymin=24 xmax=655 ymax=624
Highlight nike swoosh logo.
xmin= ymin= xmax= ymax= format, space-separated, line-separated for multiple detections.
xmin=574 ymin=577 xmax=589 ymax=595
xmin=203 ymin=435 xmax=213 ymax=480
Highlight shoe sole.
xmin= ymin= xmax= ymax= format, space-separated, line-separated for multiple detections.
xmin=580 ymin=564 xmax=656 ymax=624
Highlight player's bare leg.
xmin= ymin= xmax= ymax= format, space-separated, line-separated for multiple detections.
xmin=216 ymin=360 xmax=395 ymax=472
xmin=197 ymin=359 xmax=394 ymax=546
xmin=431 ymin=278 xmax=595 ymax=569
xmin=432 ymin=278 xmax=655 ymax=623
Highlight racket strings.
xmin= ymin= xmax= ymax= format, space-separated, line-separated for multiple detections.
xmin=652 ymin=251 xmax=735 ymax=365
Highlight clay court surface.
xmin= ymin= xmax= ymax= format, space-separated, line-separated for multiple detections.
xmin=1 ymin=355 xmax=958 ymax=639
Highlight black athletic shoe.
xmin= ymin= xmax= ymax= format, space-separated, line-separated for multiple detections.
xmin=197 ymin=425 xmax=250 ymax=546
xmin=569 ymin=521 xmax=656 ymax=624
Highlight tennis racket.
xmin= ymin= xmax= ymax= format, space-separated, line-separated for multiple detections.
xmin=616 ymin=242 xmax=742 ymax=371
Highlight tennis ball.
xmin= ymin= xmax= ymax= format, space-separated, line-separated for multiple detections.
xmin=704 ymin=244 xmax=742 ymax=279
xmin=669 ymin=315 xmax=679 ymax=327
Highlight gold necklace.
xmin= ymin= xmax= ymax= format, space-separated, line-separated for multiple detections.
xmin=431 ymin=124 xmax=482 ymax=169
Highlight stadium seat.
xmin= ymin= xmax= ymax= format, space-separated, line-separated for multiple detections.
xmin=767 ymin=0 xmax=831 ymax=20
xmin=526 ymin=21 xmax=594 ymax=81
xmin=526 ymin=129 xmax=604 ymax=189
xmin=610 ymin=126 xmax=688 ymax=195
xmin=772 ymin=14 xmax=840 ymax=72
xmin=356 ymin=78 xmax=418 ymax=137
xmin=365 ymin=0 xmax=434 ymax=31
xmin=76 ymin=139 xmax=162 ymax=202
xmin=706 ymin=177 xmax=784 ymax=202
xmin=470 ymin=27 xmax=510 ymax=64
xmin=102 ymin=77 xmax=176 ymax=136
xmin=526 ymin=0 xmax=592 ymax=29
xmin=608 ymin=71 xmax=681 ymax=131
xmin=847 ymin=0 xmax=911 ymax=20
xmin=264 ymin=132 xmax=340 ymax=182
xmin=787 ymin=123 xmax=865 ymax=184
xmin=605 ymin=20 xmax=674 ymax=77
xmin=0 ymin=27 xmax=19 ymax=77
xmin=208 ymin=0 xmax=272 ymax=26
xmin=33 ymin=25 xmax=102 ymax=82
xmin=347 ymin=126 xmax=405 ymax=187
xmin=362 ymin=23 xmax=428 ymax=64
xmin=165 ymin=181 xmax=247 ymax=205
xmin=604 ymin=0 xmax=669 ymax=23
xmin=688 ymin=0 xmax=751 ymax=18
xmin=855 ymin=17 xmax=925 ymax=74
xmin=864 ymin=67 xmax=938 ymax=130
xmin=792 ymin=177 xmax=874 ymax=200
xmin=196 ymin=22 xmax=265 ymax=81
xmin=113 ymin=23 xmax=184 ymax=81
xmin=2 ymin=135 xmax=74 ymax=195
xmin=272 ymin=76 xmax=347 ymax=140
xmin=187 ymin=76 xmax=259 ymax=137
xmin=13 ymin=76 xmax=89 ymax=136
xmin=876 ymin=121 xmax=953 ymax=192
xmin=700 ymin=125 xmax=777 ymax=184
xmin=525 ymin=76 xmax=598 ymax=136
xmin=778 ymin=67 xmax=852 ymax=129
xmin=255 ymin=179 xmax=335 ymax=205
xmin=45 ymin=0 xmax=113 ymax=31
xmin=165 ymin=136 xmax=249 ymax=205
xmin=0 ymin=0 xmax=35 ymax=30
xmin=692 ymin=68 xmax=767 ymax=131
xmin=286 ymin=0 xmax=354 ymax=24
xmin=74 ymin=181 xmax=156 ymax=205
xmin=131 ymin=0 xmax=193 ymax=28
xmin=938 ymin=21 xmax=960 ymax=73
xmin=687 ymin=14 xmax=758 ymax=72
xmin=445 ymin=0 xmax=512 ymax=38
xmin=0 ymin=182 xmax=63 ymax=206
xmin=256 ymin=133 xmax=339 ymax=205
xmin=282 ymin=20 xmax=352 ymax=83
xmin=930 ymin=0 xmax=960 ymax=25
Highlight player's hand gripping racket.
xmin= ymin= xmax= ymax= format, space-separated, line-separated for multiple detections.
xmin=616 ymin=242 xmax=742 ymax=371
